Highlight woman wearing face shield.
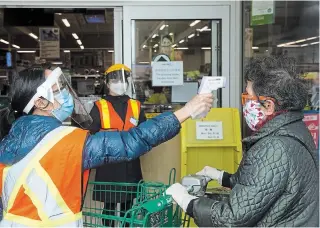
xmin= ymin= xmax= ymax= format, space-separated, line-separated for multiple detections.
xmin=88 ymin=64 xmax=146 ymax=226
xmin=166 ymin=56 xmax=319 ymax=227
xmin=0 ymin=67 xmax=213 ymax=227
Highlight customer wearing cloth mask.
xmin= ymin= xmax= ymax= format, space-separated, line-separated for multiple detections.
xmin=89 ymin=64 xmax=146 ymax=226
xmin=166 ymin=56 xmax=319 ymax=227
xmin=0 ymin=67 xmax=213 ymax=227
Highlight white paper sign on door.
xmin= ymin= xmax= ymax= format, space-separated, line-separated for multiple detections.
xmin=152 ymin=61 xmax=183 ymax=86
xmin=196 ymin=121 xmax=223 ymax=140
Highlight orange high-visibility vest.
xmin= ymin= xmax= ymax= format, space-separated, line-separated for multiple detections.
xmin=0 ymin=126 xmax=90 ymax=227
xmin=95 ymin=99 xmax=141 ymax=131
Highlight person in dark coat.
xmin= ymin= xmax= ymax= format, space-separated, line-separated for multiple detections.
xmin=166 ymin=56 xmax=319 ymax=227
xmin=89 ymin=64 xmax=146 ymax=226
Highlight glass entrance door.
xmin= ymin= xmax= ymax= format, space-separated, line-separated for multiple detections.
xmin=123 ymin=5 xmax=230 ymax=107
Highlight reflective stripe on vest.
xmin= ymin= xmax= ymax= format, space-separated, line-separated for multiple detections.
xmin=96 ymin=99 xmax=141 ymax=131
xmin=0 ymin=126 xmax=88 ymax=227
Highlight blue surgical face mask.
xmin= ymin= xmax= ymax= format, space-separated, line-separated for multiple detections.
xmin=52 ymin=89 xmax=74 ymax=122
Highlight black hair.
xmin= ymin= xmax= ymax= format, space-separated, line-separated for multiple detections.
xmin=0 ymin=107 xmax=11 ymax=141
xmin=244 ymin=55 xmax=308 ymax=111
xmin=10 ymin=68 xmax=46 ymax=116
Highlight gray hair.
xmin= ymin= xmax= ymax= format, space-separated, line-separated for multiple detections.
xmin=244 ymin=56 xmax=308 ymax=111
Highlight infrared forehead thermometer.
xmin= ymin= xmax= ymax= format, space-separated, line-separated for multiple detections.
xmin=198 ymin=76 xmax=227 ymax=94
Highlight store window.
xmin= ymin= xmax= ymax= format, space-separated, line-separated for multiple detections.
xmin=131 ymin=20 xmax=222 ymax=113
xmin=242 ymin=1 xmax=319 ymax=137
xmin=0 ymin=8 xmax=115 ymax=112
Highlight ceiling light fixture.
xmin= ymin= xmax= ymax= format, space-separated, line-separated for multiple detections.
xmin=153 ymin=44 xmax=159 ymax=48
xmin=80 ymin=45 xmax=84 ymax=49
xmin=277 ymin=36 xmax=320 ymax=47
xmin=0 ymin=39 xmax=9 ymax=45
xmin=17 ymin=50 xmax=36 ymax=53
xmin=200 ymin=26 xmax=208 ymax=32
xmin=152 ymin=34 xmax=158 ymax=39
xmin=190 ymin=20 xmax=201 ymax=27
xmin=12 ymin=44 xmax=20 ymax=49
xmin=139 ymin=61 xmax=150 ymax=64
xmin=77 ymin=40 xmax=82 ymax=45
xmin=29 ymin=33 xmax=38 ymax=40
xmin=201 ymin=47 xmax=211 ymax=50
xmin=175 ymin=47 xmax=189 ymax=50
xmin=52 ymin=62 xmax=63 ymax=65
xmin=188 ymin=34 xmax=195 ymax=39
xmin=252 ymin=47 xmax=259 ymax=50
xmin=160 ymin=25 xmax=166 ymax=30
xmin=62 ymin=19 xmax=71 ymax=27
xmin=108 ymin=50 xmax=114 ymax=53
xmin=311 ymin=41 xmax=319 ymax=45
xmin=171 ymin=44 xmax=177 ymax=48
xmin=179 ymin=39 xmax=185 ymax=44
xmin=72 ymin=33 xmax=79 ymax=39
xmin=64 ymin=50 xmax=70 ymax=53
xmin=169 ymin=33 xmax=174 ymax=36
xmin=143 ymin=45 xmax=147 ymax=48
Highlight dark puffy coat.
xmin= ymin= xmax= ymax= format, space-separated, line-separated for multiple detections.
xmin=192 ymin=111 xmax=319 ymax=227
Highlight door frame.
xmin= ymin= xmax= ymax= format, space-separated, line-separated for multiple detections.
xmin=123 ymin=5 xmax=232 ymax=107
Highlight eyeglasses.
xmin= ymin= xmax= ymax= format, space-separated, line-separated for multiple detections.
xmin=241 ymin=92 xmax=275 ymax=105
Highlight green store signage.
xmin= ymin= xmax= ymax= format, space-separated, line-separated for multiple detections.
xmin=251 ymin=0 xmax=275 ymax=26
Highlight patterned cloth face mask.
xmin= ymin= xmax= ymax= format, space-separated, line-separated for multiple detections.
xmin=243 ymin=100 xmax=266 ymax=131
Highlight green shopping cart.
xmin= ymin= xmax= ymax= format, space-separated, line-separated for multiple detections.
xmin=83 ymin=168 xmax=190 ymax=227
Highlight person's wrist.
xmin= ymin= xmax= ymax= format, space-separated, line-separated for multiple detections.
xmin=174 ymin=106 xmax=190 ymax=123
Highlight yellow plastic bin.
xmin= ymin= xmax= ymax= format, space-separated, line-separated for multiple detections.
xmin=180 ymin=108 xmax=242 ymax=226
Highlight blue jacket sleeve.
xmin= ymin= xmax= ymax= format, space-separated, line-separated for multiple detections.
xmin=83 ymin=112 xmax=181 ymax=170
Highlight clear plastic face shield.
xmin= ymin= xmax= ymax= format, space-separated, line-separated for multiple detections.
xmin=106 ymin=68 xmax=135 ymax=96
xmin=23 ymin=67 xmax=93 ymax=129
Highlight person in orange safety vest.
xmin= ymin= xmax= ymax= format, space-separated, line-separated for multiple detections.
xmin=89 ymin=64 xmax=146 ymax=226
xmin=0 ymin=66 xmax=214 ymax=227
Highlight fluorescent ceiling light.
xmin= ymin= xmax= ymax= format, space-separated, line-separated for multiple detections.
xmin=252 ymin=47 xmax=259 ymax=50
xmin=108 ymin=50 xmax=114 ymax=53
xmin=80 ymin=45 xmax=84 ymax=49
xmin=300 ymin=44 xmax=309 ymax=47
xmin=17 ymin=50 xmax=36 ymax=53
xmin=306 ymin=36 xmax=319 ymax=41
xmin=294 ymin=39 xmax=307 ymax=44
xmin=188 ymin=33 xmax=195 ymax=39
xmin=169 ymin=33 xmax=174 ymax=36
xmin=77 ymin=40 xmax=82 ymax=45
xmin=171 ymin=44 xmax=177 ymax=48
xmin=52 ymin=62 xmax=63 ymax=65
xmin=200 ymin=26 xmax=208 ymax=32
xmin=29 ymin=33 xmax=38 ymax=40
xmin=62 ymin=19 xmax=70 ymax=27
xmin=154 ymin=50 xmax=156 ymax=53
xmin=152 ymin=34 xmax=158 ymax=39
xmin=179 ymin=39 xmax=185 ymax=44
xmin=12 ymin=44 xmax=20 ymax=49
xmin=0 ymin=39 xmax=9 ymax=45
xmin=175 ymin=47 xmax=188 ymax=50
xmin=153 ymin=44 xmax=159 ymax=48
xmin=201 ymin=47 xmax=211 ymax=50
xmin=56 ymin=13 xmax=62 ymax=15
xmin=160 ymin=25 xmax=166 ymax=30
xmin=72 ymin=33 xmax=79 ymax=39
xmin=143 ymin=45 xmax=147 ymax=48
xmin=190 ymin=20 xmax=201 ymax=27
xmin=277 ymin=36 xmax=320 ymax=47
xmin=139 ymin=61 xmax=150 ymax=64
xmin=311 ymin=41 xmax=319 ymax=45
xmin=64 ymin=50 xmax=70 ymax=53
